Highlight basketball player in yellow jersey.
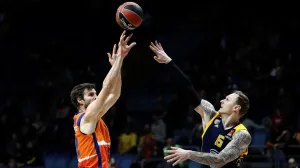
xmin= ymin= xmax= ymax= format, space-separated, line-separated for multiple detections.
xmin=149 ymin=41 xmax=252 ymax=168
xmin=70 ymin=31 xmax=136 ymax=168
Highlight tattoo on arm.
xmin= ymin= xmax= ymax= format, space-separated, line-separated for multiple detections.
xmin=188 ymin=130 xmax=252 ymax=167
xmin=199 ymin=99 xmax=217 ymax=120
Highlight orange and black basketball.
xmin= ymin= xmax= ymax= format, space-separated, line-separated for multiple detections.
xmin=116 ymin=2 xmax=143 ymax=30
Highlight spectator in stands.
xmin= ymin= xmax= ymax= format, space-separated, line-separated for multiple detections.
xmin=293 ymin=131 xmax=300 ymax=143
xmin=6 ymin=133 xmax=21 ymax=160
xmin=137 ymin=124 xmax=157 ymax=160
xmin=265 ymin=128 xmax=291 ymax=167
xmin=151 ymin=113 xmax=166 ymax=150
xmin=22 ymin=141 xmax=41 ymax=167
xmin=241 ymin=117 xmax=264 ymax=133
xmin=286 ymin=130 xmax=300 ymax=156
xmin=288 ymin=157 xmax=299 ymax=168
xmin=129 ymin=124 xmax=157 ymax=168
xmin=7 ymin=158 xmax=18 ymax=168
xmin=271 ymin=108 xmax=285 ymax=131
xmin=118 ymin=125 xmax=138 ymax=154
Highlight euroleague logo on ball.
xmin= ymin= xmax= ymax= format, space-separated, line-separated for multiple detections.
xmin=120 ymin=18 xmax=134 ymax=30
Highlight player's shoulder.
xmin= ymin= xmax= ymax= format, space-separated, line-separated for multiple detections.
xmin=73 ymin=112 xmax=86 ymax=122
xmin=234 ymin=123 xmax=248 ymax=131
xmin=233 ymin=127 xmax=252 ymax=141
xmin=198 ymin=99 xmax=217 ymax=120
xmin=233 ymin=129 xmax=252 ymax=148
xmin=200 ymin=99 xmax=216 ymax=111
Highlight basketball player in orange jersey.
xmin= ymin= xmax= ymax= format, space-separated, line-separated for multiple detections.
xmin=71 ymin=31 xmax=136 ymax=168
xmin=149 ymin=41 xmax=252 ymax=168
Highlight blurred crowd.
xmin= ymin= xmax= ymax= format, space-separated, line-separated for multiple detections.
xmin=1 ymin=2 xmax=300 ymax=168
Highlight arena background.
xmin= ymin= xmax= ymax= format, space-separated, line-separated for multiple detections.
xmin=0 ymin=0 xmax=299 ymax=168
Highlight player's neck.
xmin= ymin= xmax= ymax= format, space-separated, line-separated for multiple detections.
xmin=221 ymin=113 xmax=239 ymax=129
xmin=78 ymin=106 xmax=86 ymax=113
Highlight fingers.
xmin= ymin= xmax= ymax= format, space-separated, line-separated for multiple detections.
xmin=120 ymin=30 xmax=126 ymax=41
xmin=149 ymin=45 xmax=157 ymax=53
xmin=127 ymin=42 xmax=136 ymax=49
xmin=120 ymin=34 xmax=126 ymax=43
xmin=155 ymin=40 xmax=159 ymax=47
xmin=119 ymin=31 xmax=135 ymax=49
xmin=158 ymin=42 xmax=163 ymax=50
xmin=125 ymin=33 xmax=133 ymax=43
xmin=164 ymin=153 xmax=182 ymax=166
xmin=167 ymin=155 xmax=180 ymax=163
xmin=150 ymin=42 xmax=159 ymax=51
xmin=165 ymin=149 xmax=176 ymax=154
xmin=163 ymin=148 xmax=184 ymax=166
xmin=112 ymin=44 xmax=117 ymax=54
xmin=119 ymin=31 xmax=126 ymax=44
xmin=151 ymin=40 xmax=163 ymax=50
xmin=108 ymin=44 xmax=117 ymax=60
xmin=164 ymin=154 xmax=172 ymax=160
xmin=107 ymin=52 xmax=111 ymax=59
xmin=173 ymin=158 xmax=183 ymax=166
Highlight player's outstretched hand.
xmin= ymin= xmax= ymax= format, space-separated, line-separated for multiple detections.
xmin=108 ymin=31 xmax=136 ymax=65
xmin=164 ymin=146 xmax=190 ymax=166
xmin=149 ymin=41 xmax=172 ymax=64
xmin=117 ymin=30 xmax=136 ymax=58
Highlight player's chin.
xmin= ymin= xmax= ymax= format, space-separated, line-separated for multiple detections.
xmin=219 ymin=110 xmax=232 ymax=116
xmin=218 ymin=109 xmax=227 ymax=114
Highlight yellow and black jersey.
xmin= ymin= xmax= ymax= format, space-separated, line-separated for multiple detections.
xmin=201 ymin=112 xmax=248 ymax=168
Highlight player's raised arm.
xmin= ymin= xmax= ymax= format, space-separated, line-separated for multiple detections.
xmin=100 ymin=35 xmax=132 ymax=114
xmin=149 ymin=41 xmax=216 ymax=122
xmin=80 ymin=31 xmax=136 ymax=134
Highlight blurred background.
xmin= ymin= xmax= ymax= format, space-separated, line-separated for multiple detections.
xmin=0 ymin=0 xmax=299 ymax=168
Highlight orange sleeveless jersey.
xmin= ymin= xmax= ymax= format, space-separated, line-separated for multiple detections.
xmin=73 ymin=112 xmax=111 ymax=168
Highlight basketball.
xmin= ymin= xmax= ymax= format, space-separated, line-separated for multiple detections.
xmin=116 ymin=2 xmax=143 ymax=30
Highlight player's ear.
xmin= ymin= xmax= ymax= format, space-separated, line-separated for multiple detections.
xmin=233 ymin=105 xmax=241 ymax=113
xmin=77 ymin=98 xmax=84 ymax=106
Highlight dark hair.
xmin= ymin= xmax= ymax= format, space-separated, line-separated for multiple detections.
xmin=234 ymin=91 xmax=250 ymax=116
xmin=70 ymin=83 xmax=96 ymax=109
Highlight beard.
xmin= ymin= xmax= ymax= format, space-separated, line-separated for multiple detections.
xmin=84 ymin=100 xmax=93 ymax=109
